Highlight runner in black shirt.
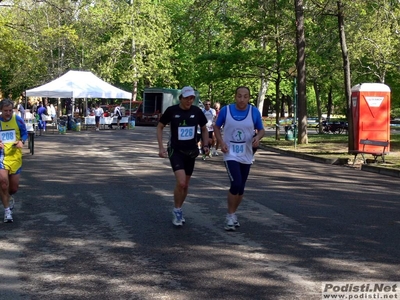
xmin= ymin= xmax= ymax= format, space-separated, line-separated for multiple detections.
xmin=157 ymin=86 xmax=209 ymax=227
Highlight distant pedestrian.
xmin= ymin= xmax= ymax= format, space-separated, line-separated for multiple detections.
xmin=37 ymin=102 xmax=47 ymax=134
xmin=86 ymin=106 xmax=92 ymax=116
xmin=94 ymin=103 xmax=104 ymax=131
xmin=214 ymin=86 xmax=265 ymax=231
xmin=32 ymin=100 xmax=38 ymax=116
xmin=201 ymin=100 xmax=217 ymax=160
xmin=49 ymin=103 xmax=56 ymax=121
xmin=17 ymin=101 xmax=25 ymax=120
xmin=114 ymin=104 xmax=123 ymax=129
xmin=65 ymin=98 xmax=72 ymax=130
xmin=157 ymin=86 xmax=209 ymax=227
xmin=213 ymin=102 xmax=221 ymax=154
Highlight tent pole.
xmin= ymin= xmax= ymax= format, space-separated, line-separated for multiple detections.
xmin=58 ymin=98 xmax=61 ymax=117
xmin=72 ymin=97 xmax=75 ymax=120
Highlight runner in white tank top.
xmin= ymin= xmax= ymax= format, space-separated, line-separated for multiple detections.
xmin=214 ymin=86 xmax=265 ymax=231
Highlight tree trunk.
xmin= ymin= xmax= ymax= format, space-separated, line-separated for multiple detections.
xmin=207 ymin=82 xmax=213 ymax=103
xmin=295 ymin=0 xmax=308 ymax=144
xmin=287 ymin=95 xmax=293 ymax=117
xmin=130 ymin=0 xmax=137 ymax=102
xmin=274 ymin=14 xmax=282 ymax=141
xmin=313 ymin=79 xmax=323 ymax=133
xmin=327 ymin=84 xmax=333 ymax=120
xmin=257 ymin=32 xmax=270 ymax=116
xmin=257 ymin=71 xmax=268 ymax=116
xmin=132 ymin=81 xmax=137 ymax=102
xmin=280 ymin=95 xmax=285 ymax=117
xmin=337 ymin=0 xmax=354 ymax=151
xmin=275 ymin=75 xmax=281 ymax=140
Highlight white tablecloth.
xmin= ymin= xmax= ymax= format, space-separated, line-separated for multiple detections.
xmin=84 ymin=116 xmax=129 ymax=125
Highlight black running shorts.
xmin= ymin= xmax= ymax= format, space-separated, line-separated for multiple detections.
xmin=168 ymin=147 xmax=197 ymax=176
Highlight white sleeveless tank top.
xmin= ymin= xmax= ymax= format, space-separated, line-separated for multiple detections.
xmin=223 ymin=105 xmax=254 ymax=164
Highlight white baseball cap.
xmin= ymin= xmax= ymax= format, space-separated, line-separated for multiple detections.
xmin=181 ymin=86 xmax=195 ymax=98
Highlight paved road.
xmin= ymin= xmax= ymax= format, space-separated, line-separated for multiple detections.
xmin=1 ymin=126 xmax=399 ymax=300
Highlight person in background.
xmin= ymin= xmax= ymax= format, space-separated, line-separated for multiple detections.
xmin=0 ymin=99 xmax=28 ymax=223
xmin=214 ymin=102 xmax=221 ymax=114
xmin=213 ymin=102 xmax=221 ymax=155
xmin=26 ymin=99 xmax=33 ymax=112
xmin=157 ymin=86 xmax=209 ymax=227
xmin=65 ymin=98 xmax=72 ymax=130
xmin=252 ymin=129 xmax=259 ymax=163
xmin=31 ymin=100 xmax=38 ymax=116
xmin=94 ymin=103 xmax=104 ymax=131
xmin=214 ymin=86 xmax=265 ymax=231
xmin=17 ymin=100 xmax=25 ymax=121
xmin=37 ymin=102 xmax=47 ymax=134
xmin=49 ymin=103 xmax=57 ymax=121
xmin=201 ymin=100 xmax=217 ymax=160
xmin=196 ymin=125 xmax=202 ymax=154
xmin=46 ymin=103 xmax=51 ymax=117
xmin=114 ymin=104 xmax=123 ymax=129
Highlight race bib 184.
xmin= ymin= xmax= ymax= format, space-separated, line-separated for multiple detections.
xmin=230 ymin=142 xmax=245 ymax=156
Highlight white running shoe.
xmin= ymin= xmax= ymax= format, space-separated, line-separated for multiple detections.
xmin=232 ymin=214 xmax=240 ymax=227
xmin=224 ymin=215 xmax=236 ymax=231
xmin=172 ymin=209 xmax=183 ymax=226
xmin=4 ymin=209 xmax=13 ymax=223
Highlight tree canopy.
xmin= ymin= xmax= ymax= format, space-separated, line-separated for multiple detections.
xmin=1 ymin=0 xmax=400 ymax=123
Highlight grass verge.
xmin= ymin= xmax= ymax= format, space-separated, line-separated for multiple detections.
xmin=260 ymin=132 xmax=400 ymax=169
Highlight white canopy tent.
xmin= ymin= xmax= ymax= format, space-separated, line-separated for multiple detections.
xmin=25 ymin=70 xmax=132 ymax=116
xmin=26 ymin=70 xmax=132 ymax=99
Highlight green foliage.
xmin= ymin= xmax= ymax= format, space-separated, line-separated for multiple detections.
xmin=1 ymin=0 xmax=400 ymax=120
xmin=0 ymin=7 xmax=46 ymax=97
xmin=76 ymin=0 xmax=176 ymax=90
